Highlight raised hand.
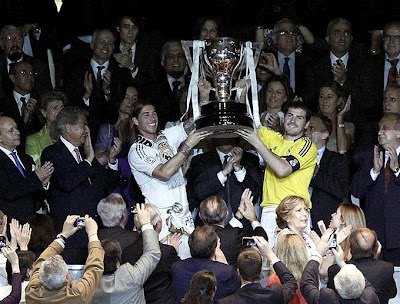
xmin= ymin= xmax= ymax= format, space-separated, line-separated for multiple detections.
xmin=35 ymin=161 xmax=54 ymax=186
xmin=83 ymin=71 xmax=93 ymax=99
xmin=83 ymin=126 xmax=94 ymax=163
xmin=109 ymin=137 xmax=122 ymax=162
xmin=238 ymin=188 xmax=257 ymax=222
xmin=102 ymin=70 xmax=111 ymax=95
xmin=373 ymin=145 xmax=384 ymax=174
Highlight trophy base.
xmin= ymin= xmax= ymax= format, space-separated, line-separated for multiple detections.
xmin=195 ymin=101 xmax=253 ymax=138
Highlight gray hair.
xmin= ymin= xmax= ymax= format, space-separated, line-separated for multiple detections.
xmin=97 ymin=193 xmax=126 ymax=227
xmin=326 ymin=18 xmax=352 ymax=37
xmin=134 ymin=203 xmax=162 ymax=231
xmin=161 ymin=40 xmax=183 ymax=62
xmin=0 ymin=25 xmax=22 ymax=41
xmin=39 ymin=255 xmax=68 ymax=291
xmin=334 ymin=264 xmax=365 ymax=299
xmin=56 ymin=106 xmax=88 ymax=136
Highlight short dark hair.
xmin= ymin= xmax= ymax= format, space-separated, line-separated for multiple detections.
xmin=182 ymin=270 xmax=217 ymax=304
xmin=311 ymin=113 xmax=333 ymax=135
xmin=199 ymin=195 xmax=228 ymax=225
xmin=326 ymin=18 xmax=352 ymax=37
xmin=6 ymin=250 xmax=36 ymax=284
xmin=192 ymin=16 xmax=223 ymax=39
xmin=237 ymin=247 xmax=262 ymax=282
xmin=101 ymin=239 xmax=122 ymax=275
xmin=132 ymin=99 xmax=156 ymax=119
xmin=283 ymin=101 xmax=312 ymax=122
xmin=189 ymin=226 xmax=218 ymax=258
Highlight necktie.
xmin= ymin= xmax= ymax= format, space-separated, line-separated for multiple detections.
xmin=172 ymin=80 xmax=181 ymax=103
xmin=223 ymin=154 xmax=233 ymax=223
xmin=96 ymin=66 xmax=104 ymax=89
xmin=387 ymin=59 xmax=399 ymax=86
xmin=74 ymin=148 xmax=83 ymax=163
xmin=10 ymin=151 xmax=26 ymax=178
xmin=384 ymin=160 xmax=391 ymax=193
xmin=20 ymin=97 xmax=26 ymax=116
xmin=283 ymin=57 xmax=290 ymax=82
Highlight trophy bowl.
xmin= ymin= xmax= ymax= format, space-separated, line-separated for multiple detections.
xmin=195 ymin=37 xmax=253 ymax=138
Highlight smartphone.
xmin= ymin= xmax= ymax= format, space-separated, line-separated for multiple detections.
xmin=0 ymin=235 xmax=6 ymax=249
xmin=317 ymin=220 xmax=327 ymax=234
xmin=75 ymin=217 xmax=85 ymax=228
xmin=242 ymin=237 xmax=256 ymax=248
xmin=131 ymin=206 xmax=137 ymax=214
xmin=329 ymin=233 xmax=337 ymax=249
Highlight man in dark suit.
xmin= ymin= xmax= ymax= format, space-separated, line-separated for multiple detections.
xmin=198 ymin=189 xmax=268 ymax=267
xmin=0 ymin=61 xmax=39 ymax=152
xmin=351 ymin=113 xmax=400 ymax=266
xmin=122 ymin=202 xmax=180 ymax=304
xmin=327 ymin=227 xmax=397 ymax=304
xmin=356 ymin=20 xmax=400 ymax=146
xmin=219 ymin=236 xmax=297 ymax=304
xmin=144 ymin=40 xmax=190 ymax=129
xmin=301 ymin=229 xmax=379 ymax=304
xmin=113 ymin=15 xmax=160 ymax=88
xmin=171 ymin=225 xmax=240 ymax=303
xmin=97 ymin=193 xmax=139 ymax=250
xmin=0 ymin=25 xmax=52 ymax=101
xmin=62 ymin=27 xmax=134 ymax=141
xmin=0 ymin=116 xmax=53 ymax=224
xmin=305 ymin=113 xmax=350 ymax=232
xmin=301 ymin=18 xmax=364 ymax=114
xmin=41 ymin=106 xmax=120 ymax=264
xmin=271 ymin=18 xmax=311 ymax=97
xmin=186 ymin=138 xmax=262 ymax=232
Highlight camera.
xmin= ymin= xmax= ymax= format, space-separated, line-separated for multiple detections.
xmin=75 ymin=217 xmax=85 ymax=228
xmin=0 ymin=235 xmax=6 ymax=249
xmin=242 ymin=237 xmax=256 ymax=248
xmin=329 ymin=233 xmax=337 ymax=249
xmin=130 ymin=206 xmax=137 ymax=214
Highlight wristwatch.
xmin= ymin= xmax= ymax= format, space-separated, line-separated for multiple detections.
xmin=56 ymin=233 xmax=67 ymax=243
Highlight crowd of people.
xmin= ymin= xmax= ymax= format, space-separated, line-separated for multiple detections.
xmin=0 ymin=3 xmax=399 ymax=303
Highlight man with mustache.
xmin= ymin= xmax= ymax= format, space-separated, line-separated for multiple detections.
xmin=236 ymin=101 xmax=317 ymax=246
xmin=0 ymin=25 xmax=52 ymax=100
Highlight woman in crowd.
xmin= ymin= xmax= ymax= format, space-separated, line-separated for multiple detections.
xmin=25 ymin=90 xmax=66 ymax=164
xmin=329 ymin=202 xmax=366 ymax=261
xmin=317 ymin=80 xmax=354 ymax=154
xmin=193 ymin=16 xmax=223 ymax=40
xmin=94 ymin=84 xmax=139 ymax=222
xmin=266 ymin=233 xmax=308 ymax=304
xmin=260 ymin=74 xmax=293 ymax=133
xmin=181 ymin=270 xmax=217 ymax=304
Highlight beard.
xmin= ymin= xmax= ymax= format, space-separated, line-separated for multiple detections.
xmin=8 ymin=51 xmax=23 ymax=62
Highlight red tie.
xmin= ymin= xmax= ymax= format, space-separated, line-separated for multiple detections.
xmin=384 ymin=161 xmax=392 ymax=193
xmin=20 ymin=97 xmax=26 ymax=116
xmin=74 ymin=148 xmax=82 ymax=163
xmin=388 ymin=59 xmax=399 ymax=86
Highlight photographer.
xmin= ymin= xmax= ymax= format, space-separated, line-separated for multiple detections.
xmin=25 ymin=215 xmax=104 ymax=304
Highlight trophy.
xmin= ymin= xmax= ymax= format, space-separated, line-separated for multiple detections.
xmin=181 ymin=38 xmax=263 ymax=138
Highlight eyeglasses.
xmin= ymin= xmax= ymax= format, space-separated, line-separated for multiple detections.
xmin=276 ymin=30 xmax=297 ymax=37
xmin=12 ymin=70 xmax=38 ymax=77
xmin=383 ymin=35 xmax=400 ymax=41
xmin=2 ymin=36 xmax=23 ymax=43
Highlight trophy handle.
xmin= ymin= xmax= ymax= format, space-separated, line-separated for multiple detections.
xmin=229 ymin=44 xmax=245 ymax=95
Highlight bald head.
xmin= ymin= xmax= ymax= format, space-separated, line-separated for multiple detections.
xmin=199 ymin=195 xmax=228 ymax=225
xmin=349 ymin=227 xmax=379 ymax=259
xmin=0 ymin=116 xmax=20 ymax=151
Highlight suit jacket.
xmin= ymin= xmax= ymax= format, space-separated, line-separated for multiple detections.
xmin=171 ymin=257 xmax=240 ymax=303
xmin=41 ymin=140 xmax=119 ymax=248
xmin=300 ymin=260 xmax=379 ymax=304
xmin=122 ymin=235 xmax=180 ymax=304
xmin=300 ymin=49 xmax=364 ymax=114
xmin=25 ymin=240 xmax=104 ymax=304
xmin=186 ymin=150 xmax=262 ymax=217
xmin=97 ymin=226 xmax=139 ymax=251
xmin=0 ymin=53 xmax=52 ymax=101
xmin=62 ymin=58 xmax=134 ymax=141
xmin=327 ymin=258 xmax=397 ymax=304
xmin=218 ymin=261 xmax=297 ymax=304
xmin=351 ymin=150 xmax=400 ymax=250
xmin=310 ymin=149 xmax=350 ymax=232
xmin=0 ymin=149 xmax=44 ymax=223
xmin=92 ymin=228 xmax=161 ymax=304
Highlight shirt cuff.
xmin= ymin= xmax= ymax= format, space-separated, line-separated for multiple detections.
xmin=233 ymin=167 xmax=246 ymax=182
xmin=229 ymin=217 xmax=243 ymax=228
xmin=108 ymin=159 xmax=118 ymax=170
xmin=217 ymin=171 xmax=227 ymax=185
xmin=251 ymin=220 xmax=261 ymax=229
xmin=43 ymin=182 xmax=50 ymax=190
xmin=54 ymin=238 xmax=65 ymax=248
xmin=141 ymin=223 xmax=153 ymax=232
xmin=84 ymin=159 xmax=92 ymax=166
xmin=270 ymin=257 xmax=281 ymax=266
xmin=370 ymin=168 xmax=379 ymax=181
xmin=131 ymin=67 xmax=138 ymax=78
xmin=83 ymin=97 xmax=89 ymax=107
xmin=310 ymin=250 xmax=323 ymax=263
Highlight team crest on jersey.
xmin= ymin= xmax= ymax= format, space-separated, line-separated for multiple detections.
xmin=289 ymin=159 xmax=298 ymax=167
